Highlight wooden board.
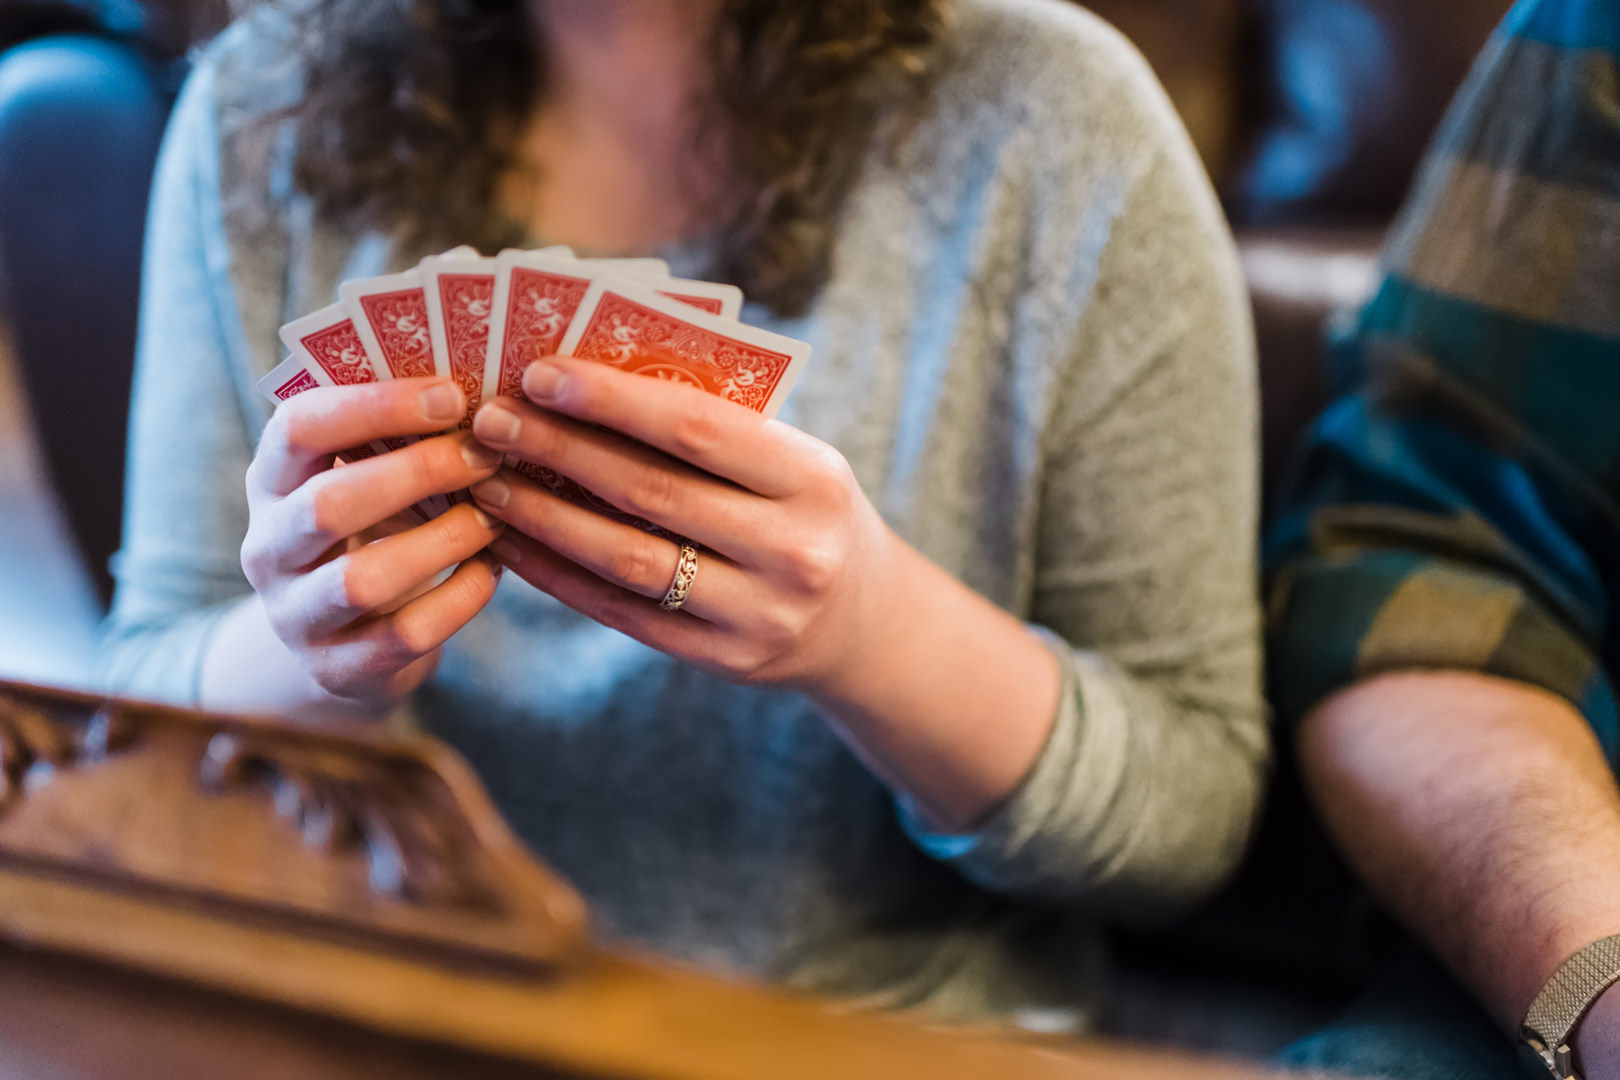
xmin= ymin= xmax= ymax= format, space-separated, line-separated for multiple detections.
xmin=0 ymin=680 xmax=1285 ymax=1080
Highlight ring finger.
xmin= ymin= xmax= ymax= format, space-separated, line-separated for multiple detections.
xmin=473 ymin=468 xmax=751 ymax=627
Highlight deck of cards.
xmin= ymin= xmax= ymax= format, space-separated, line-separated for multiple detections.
xmin=256 ymin=246 xmax=811 ymax=520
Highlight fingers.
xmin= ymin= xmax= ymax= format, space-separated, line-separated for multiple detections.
xmin=249 ymin=433 xmax=504 ymax=572
xmin=471 ymin=469 xmax=751 ymax=627
xmin=277 ymin=503 xmax=506 ymax=640
xmin=251 ymin=377 xmax=467 ymax=496
xmin=471 ymin=398 xmax=771 ymax=560
xmin=310 ymin=552 xmax=504 ymax=700
xmin=515 ymin=357 xmax=816 ymax=497
xmin=489 ymin=531 xmax=730 ymax=666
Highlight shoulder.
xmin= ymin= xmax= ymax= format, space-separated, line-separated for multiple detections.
xmin=892 ymin=0 xmax=1209 ymax=261
xmin=189 ymin=3 xmax=304 ymax=122
xmin=924 ymin=0 xmax=1186 ymax=166
xmin=158 ymin=5 xmax=310 ymax=383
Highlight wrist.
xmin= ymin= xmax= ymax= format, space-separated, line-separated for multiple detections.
xmin=1574 ymin=983 xmax=1620 ymax=1079
xmin=1524 ymin=931 xmax=1620 ymax=1078
xmin=800 ymin=520 xmax=910 ymax=708
xmin=797 ymin=528 xmax=1062 ymax=834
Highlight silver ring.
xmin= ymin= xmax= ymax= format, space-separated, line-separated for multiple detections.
xmin=659 ymin=542 xmax=700 ymax=612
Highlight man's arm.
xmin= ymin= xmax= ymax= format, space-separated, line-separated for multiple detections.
xmin=1300 ymin=670 xmax=1620 ymax=1070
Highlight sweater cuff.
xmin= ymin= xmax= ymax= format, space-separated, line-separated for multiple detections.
xmin=893 ymin=625 xmax=1116 ymax=899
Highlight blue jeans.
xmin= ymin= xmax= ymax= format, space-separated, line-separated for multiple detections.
xmin=0 ymin=32 xmax=170 ymax=601
xmin=1279 ymin=950 xmax=1539 ymax=1080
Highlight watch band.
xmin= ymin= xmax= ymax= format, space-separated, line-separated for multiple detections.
xmin=1523 ymin=933 xmax=1620 ymax=1079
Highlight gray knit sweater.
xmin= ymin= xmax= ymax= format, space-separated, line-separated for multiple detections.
xmin=105 ymin=0 xmax=1265 ymax=1026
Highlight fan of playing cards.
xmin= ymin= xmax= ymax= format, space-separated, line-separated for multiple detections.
xmin=257 ymin=245 xmax=812 ymax=519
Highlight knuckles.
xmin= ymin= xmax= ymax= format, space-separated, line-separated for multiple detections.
xmin=406 ymin=439 xmax=449 ymax=492
xmin=754 ymin=600 xmax=815 ymax=655
xmin=668 ymin=403 xmax=724 ymax=462
xmin=276 ymin=399 xmax=340 ymax=461
xmin=304 ymin=649 xmax=380 ymax=702
xmin=239 ymin=530 xmax=274 ymax=590
xmin=619 ymin=462 xmax=681 ymax=523
xmin=335 ymin=551 xmax=388 ymax=615
xmin=303 ymin=476 xmax=353 ymax=545
xmin=517 ymin=413 xmax=569 ymax=467
xmin=606 ymin=536 xmax=663 ymax=591
xmin=802 ymin=446 xmax=858 ymax=509
xmin=382 ymin=609 xmax=438 ymax=665
xmin=781 ymin=540 xmax=844 ymax=597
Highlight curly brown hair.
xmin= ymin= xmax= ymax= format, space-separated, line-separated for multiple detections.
xmin=284 ymin=0 xmax=948 ymax=316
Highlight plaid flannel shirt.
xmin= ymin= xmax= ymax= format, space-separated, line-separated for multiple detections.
xmin=1265 ymin=0 xmax=1620 ymax=760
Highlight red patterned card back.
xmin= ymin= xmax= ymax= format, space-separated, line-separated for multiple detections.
xmin=437 ymin=273 xmax=495 ymax=426
xmin=272 ymin=368 xmax=320 ymax=401
xmin=359 ymin=289 xmax=436 ymax=380
xmin=568 ymin=293 xmax=793 ymax=414
xmin=497 ymin=268 xmax=591 ymax=401
xmin=657 ymin=292 xmax=726 ymax=316
xmin=297 ymin=320 xmax=374 ymax=387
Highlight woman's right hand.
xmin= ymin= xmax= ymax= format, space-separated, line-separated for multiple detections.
xmin=240 ymin=377 xmax=506 ymax=711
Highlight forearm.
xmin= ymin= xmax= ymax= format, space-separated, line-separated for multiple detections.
xmin=1299 ymin=671 xmax=1620 ymax=1040
xmin=809 ymin=531 xmax=1062 ymax=834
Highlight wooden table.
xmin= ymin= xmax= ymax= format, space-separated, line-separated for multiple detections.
xmin=0 ymin=680 xmax=1284 ymax=1080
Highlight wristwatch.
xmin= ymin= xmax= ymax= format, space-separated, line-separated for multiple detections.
xmin=1523 ymin=934 xmax=1620 ymax=1078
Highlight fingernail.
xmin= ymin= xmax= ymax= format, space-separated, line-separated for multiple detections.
xmin=490 ymin=534 xmax=523 ymax=567
xmin=479 ymin=550 xmax=505 ymax=580
xmin=524 ymin=361 xmax=566 ymax=401
xmin=419 ymin=381 xmax=462 ymax=423
xmin=460 ymin=436 xmax=503 ymax=470
xmin=471 ymin=476 xmax=510 ymax=509
xmin=474 ymin=403 xmax=522 ymax=445
xmin=471 ymin=505 xmax=497 ymax=529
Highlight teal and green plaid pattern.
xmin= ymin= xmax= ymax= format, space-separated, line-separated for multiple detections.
xmin=1265 ymin=0 xmax=1620 ymax=759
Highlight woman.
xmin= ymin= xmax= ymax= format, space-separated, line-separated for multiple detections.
xmin=107 ymin=0 xmax=1264 ymax=1026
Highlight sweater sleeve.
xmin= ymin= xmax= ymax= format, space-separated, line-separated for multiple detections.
xmin=901 ymin=53 xmax=1268 ymax=920
xmin=100 ymin=57 xmax=259 ymax=704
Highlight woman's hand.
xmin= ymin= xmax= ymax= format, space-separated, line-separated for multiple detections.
xmin=468 ymin=356 xmax=1063 ymax=832
xmin=467 ymin=357 xmax=898 ymax=693
xmin=240 ymin=377 xmax=507 ymax=711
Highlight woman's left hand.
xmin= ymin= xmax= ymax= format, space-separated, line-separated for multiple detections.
xmin=469 ymin=356 xmax=897 ymax=692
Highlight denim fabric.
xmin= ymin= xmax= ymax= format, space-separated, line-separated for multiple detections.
xmin=1280 ymin=951 xmax=1538 ymax=1080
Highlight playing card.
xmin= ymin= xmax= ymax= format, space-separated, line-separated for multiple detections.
xmin=278 ymin=302 xmax=380 ymax=389
xmin=485 ymin=252 xmax=748 ymax=406
xmin=340 ymin=270 xmax=437 ymax=382
xmin=258 ymin=353 xmax=340 ymax=407
xmin=256 ymin=355 xmax=441 ymax=524
xmin=268 ymin=305 xmax=449 ymax=517
xmin=580 ymin=257 xmax=668 ymax=280
xmin=261 ymin=244 xmax=797 ymax=541
xmin=582 ymin=255 xmax=748 ymax=318
xmin=420 ymin=254 xmax=498 ymax=429
xmin=484 ymin=250 xmax=598 ymax=405
xmin=275 ymin=303 xmax=402 ymax=461
xmin=556 ymin=276 xmax=809 ymax=419
xmin=650 ymin=278 xmax=744 ymax=320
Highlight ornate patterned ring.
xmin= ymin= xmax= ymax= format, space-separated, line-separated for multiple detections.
xmin=659 ymin=542 xmax=700 ymax=613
